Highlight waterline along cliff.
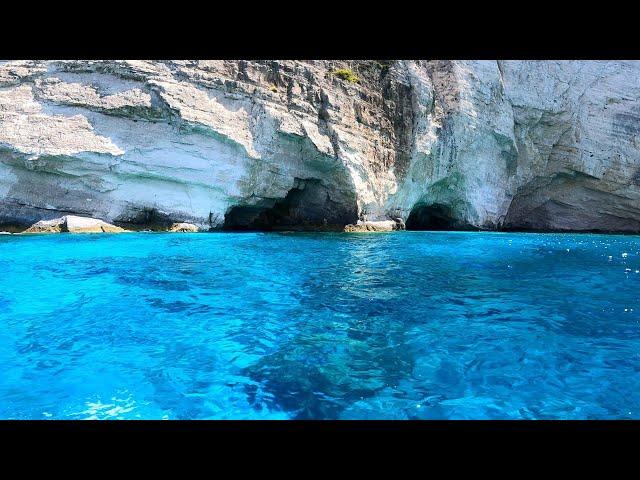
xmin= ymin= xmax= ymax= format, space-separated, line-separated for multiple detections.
xmin=1 ymin=60 xmax=640 ymax=233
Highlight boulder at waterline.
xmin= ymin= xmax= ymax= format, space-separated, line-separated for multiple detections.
xmin=168 ymin=222 xmax=200 ymax=232
xmin=23 ymin=215 xmax=127 ymax=233
xmin=344 ymin=220 xmax=404 ymax=232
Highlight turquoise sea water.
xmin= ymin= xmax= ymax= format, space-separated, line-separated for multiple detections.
xmin=0 ymin=231 xmax=638 ymax=419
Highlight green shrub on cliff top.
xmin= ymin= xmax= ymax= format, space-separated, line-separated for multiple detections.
xmin=331 ymin=68 xmax=359 ymax=84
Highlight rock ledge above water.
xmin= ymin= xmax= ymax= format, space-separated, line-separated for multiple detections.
xmin=168 ymin=222 xmax=200 ymax=232
xmin=344 ymin=219 xmax=405 ymax=232
xmin=24 ymin=215 xmax=127 ymax=233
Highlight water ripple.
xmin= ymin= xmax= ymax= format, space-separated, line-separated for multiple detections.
xmin=0 ymin=231 xmax=638 ymax=419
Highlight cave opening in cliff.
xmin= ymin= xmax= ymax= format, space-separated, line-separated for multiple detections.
xmin=223 ymin=179 xmax=358 ymax=231
xmin=113 ymin=206 xmax=177 ymax=231
xmin=405 ymin=203 xmax=459 ymax=231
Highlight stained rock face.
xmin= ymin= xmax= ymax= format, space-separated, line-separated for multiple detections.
xmin=24 ymin=215 xmax=127 ymax=233
xmin=2 ymin=60 xmax=640 ymax=232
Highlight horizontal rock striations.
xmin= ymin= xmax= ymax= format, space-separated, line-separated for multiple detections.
xmin=1 ymin=60 xmax=640 ymax=232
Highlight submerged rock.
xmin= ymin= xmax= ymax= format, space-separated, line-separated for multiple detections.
xmin=24 ymin=215 xmax=127 ymax=233
xmin=168 ymin=222 xmax=200 ymax=232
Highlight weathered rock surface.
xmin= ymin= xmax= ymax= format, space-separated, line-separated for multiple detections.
xmin=344 ymin=219 xmax=404 ymax=232
xmin=24 ymin=217 xmax=65 ymax=233
xmin=2 ymin=60 xmax=640 ymax=232
xmin=168 ymin=222 xmax=199 ymax=232
xmin=24 ymin=215 xmax=127 ymax=233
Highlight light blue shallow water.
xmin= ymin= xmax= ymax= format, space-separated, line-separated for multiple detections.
xmin=0 ymin=231 xmax=639 ymax=419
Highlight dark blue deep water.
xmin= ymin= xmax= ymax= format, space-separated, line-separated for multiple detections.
xmin=0 ymin=231 xmax=639 ymax=419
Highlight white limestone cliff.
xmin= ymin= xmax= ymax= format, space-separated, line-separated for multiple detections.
xmin=1 ymin=60 xmax=639 ymax=232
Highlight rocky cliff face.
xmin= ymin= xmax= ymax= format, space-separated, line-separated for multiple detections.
xmin=1 ymin=60 xmax=639 ymax=232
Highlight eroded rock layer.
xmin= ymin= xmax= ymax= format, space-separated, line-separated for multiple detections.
xmin=1 ymin=60 xmax=640 ymax=232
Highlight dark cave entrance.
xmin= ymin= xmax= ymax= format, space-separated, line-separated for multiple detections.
xmin=405 ymin=203 xmax=462 ymax=231
xmin=113 ymin=206 xmax=178 ymax=231
xmin=223 ymin=179 xmax=358 ymax=231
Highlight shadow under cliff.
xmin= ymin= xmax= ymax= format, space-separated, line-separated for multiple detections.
xmin=222 ymin=178 xmax=358 ymax=232
xmin=404 ymin=203 xmax=477 ymax=231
